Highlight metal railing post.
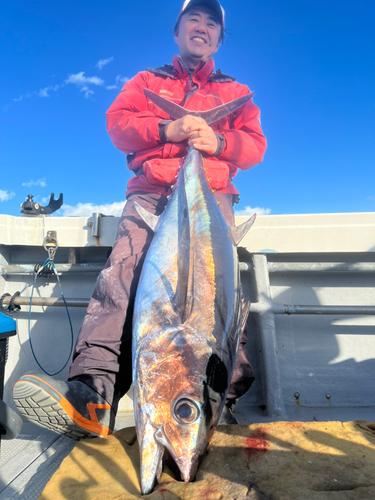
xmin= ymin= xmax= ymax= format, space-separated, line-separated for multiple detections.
xmin=252 ymin=254 xmax=287 ymax=419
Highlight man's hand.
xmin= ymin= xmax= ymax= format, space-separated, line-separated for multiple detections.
xmin=166 ymin=116 xmax=218 ymax=156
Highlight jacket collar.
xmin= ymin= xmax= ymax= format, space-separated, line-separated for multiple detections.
xmin=172 ymin=55 xmax=215 ymax=85
xmin=146 ymin=56 xmax=235 ymax=83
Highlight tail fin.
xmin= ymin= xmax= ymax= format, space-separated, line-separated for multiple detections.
xmin=144 ymin=88 xmax=255 ymax=125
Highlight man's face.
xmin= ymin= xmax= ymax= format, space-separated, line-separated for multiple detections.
xmin=175 ymin=8 xmax=221 ymax=69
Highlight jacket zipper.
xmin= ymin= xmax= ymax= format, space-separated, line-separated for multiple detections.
xmin=177 ymin=57 xmax=200 ymax=106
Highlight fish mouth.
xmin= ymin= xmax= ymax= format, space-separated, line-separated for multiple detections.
xmin=175 ymin=454 xmax=200 ymax=482
xmin=154 ymin=425 xmax=202 ymax=483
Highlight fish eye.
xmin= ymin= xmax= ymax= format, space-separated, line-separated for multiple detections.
xmin=174 ymin=398 xmax=200 ymax=424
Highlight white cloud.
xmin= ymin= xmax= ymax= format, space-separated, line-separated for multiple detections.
xmin=37 ymin=85 xmax=59 ymax=98
xmin=96 ymin=56 xmax=114 ymax=70
xmin=65 ymin=72 xmax=105 ymax=98
xmin=22 ymin=178 xmax=47 ymax=188
xmin=80 ymin=86 xmax=94 ymax=99
xmin=38 ymin=88 xmax=50 ymax=98
xmin=367 ymin=196 xmax=375 ymax=201
xmin=12 ymin=62 xmax=110 ymax=104
xmin=65 ymin=72 xmax=104 ymax=87
xmin=31 ymin=195 xmax=50 ymax=205
xmin=0 ymin=190 xmax=16 ymax=202
xmin=107 ymin=75 xmax=130 ymax=90
xmin=61 ymin=201 xmax=126 ymax=217
xmin=13 ymin=92 xmax=31 ymax=103
xmin=235 ymin=205 xmax=271 ymax=216
xmin=116 ymin=75 xmax=130 ymax=86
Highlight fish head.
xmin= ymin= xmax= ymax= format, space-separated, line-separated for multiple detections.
xmin=154 ymin=393 xmax=209 ymax=481
xmin=135 ymin=324 xmax=224 ymax=491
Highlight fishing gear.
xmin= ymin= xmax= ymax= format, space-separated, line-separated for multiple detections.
xmin=0 ymin=292 xmax=21 ymax=317
xmin=28 ymin=232 xmax=74 ymax=376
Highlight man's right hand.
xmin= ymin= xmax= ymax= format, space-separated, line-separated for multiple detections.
xmin=166 ymin=115 xmax=208 ymax=143
xmin=166 ymin=116 xmax=218 ymax=155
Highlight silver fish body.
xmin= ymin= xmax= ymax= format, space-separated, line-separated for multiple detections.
xmin=132 ymin=147 xmax=254 ymax=494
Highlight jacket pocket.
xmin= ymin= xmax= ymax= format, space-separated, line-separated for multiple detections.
xmin=143 ymin=158 xmax=182 ymax=186
xmin=143 ymin=158 xmax=230 ymax=190
xmin=203 ymin=160 xmax=229 ymax=190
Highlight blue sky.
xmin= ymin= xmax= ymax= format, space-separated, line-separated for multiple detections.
xmin=1 ymin=0 xmax=374 ymax=217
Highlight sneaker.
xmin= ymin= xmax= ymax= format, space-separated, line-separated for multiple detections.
xmin=218 ymin=405 xmax=239 ymax=425
xmin=12 ymin=373 xmax=115 ymax=440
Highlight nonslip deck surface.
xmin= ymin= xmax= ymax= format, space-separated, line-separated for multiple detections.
xmin=40 ymin=420 xmax=375 ymax=500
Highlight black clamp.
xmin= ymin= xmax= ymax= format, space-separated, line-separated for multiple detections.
xmin=21 ymin=193 xmax=63 ymax=216
xmin=0 ymin=292 xmax=21 ymax=316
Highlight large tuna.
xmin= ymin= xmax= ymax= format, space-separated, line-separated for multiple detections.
xmin=132 ymin=90 xmax=256 ymax=494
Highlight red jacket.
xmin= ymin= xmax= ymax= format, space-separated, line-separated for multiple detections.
xmin=106 ymin=55 xmax=267 ymax=198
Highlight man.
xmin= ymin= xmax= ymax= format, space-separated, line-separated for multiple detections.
xmin=13 ymin=0 xmax=267 ymax=438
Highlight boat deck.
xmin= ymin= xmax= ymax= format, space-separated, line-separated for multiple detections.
xmin=1 ymin=211 xmax=374 ymax=498
xmin=0 ymin=413 xmax=135 ymax=500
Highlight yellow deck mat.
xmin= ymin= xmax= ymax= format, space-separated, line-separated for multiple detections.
xmin=40 ymin=421 xmax=375 ymax=500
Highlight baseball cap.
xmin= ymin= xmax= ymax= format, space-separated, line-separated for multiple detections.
xmin=177 ymin=0 xmax=225 ymax=29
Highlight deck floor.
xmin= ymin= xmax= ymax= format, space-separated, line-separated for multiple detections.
xmin=1 ymin=407 xmax=374 ymax=499
xmin=0 ymin=413 xmax=135 ymax=500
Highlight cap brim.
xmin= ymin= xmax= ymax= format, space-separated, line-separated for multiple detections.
xmin=178 ymin=0 xmax=224 ymax=28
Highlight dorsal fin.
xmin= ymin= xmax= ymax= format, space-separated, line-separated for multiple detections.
xmin=134 ymin=202 xmax=160 ymax=232
xmin=175 ymin=166 xmax=190 ymax=323
xmin=229 ymin=214 xmax=256 ymax=246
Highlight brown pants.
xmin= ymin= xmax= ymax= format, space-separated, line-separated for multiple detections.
xmin=68 ymin=192 xmax=254 ymax=410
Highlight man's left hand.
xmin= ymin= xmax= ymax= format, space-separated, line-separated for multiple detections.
xmin=188 ymin=122 xmax=218 ymax=156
